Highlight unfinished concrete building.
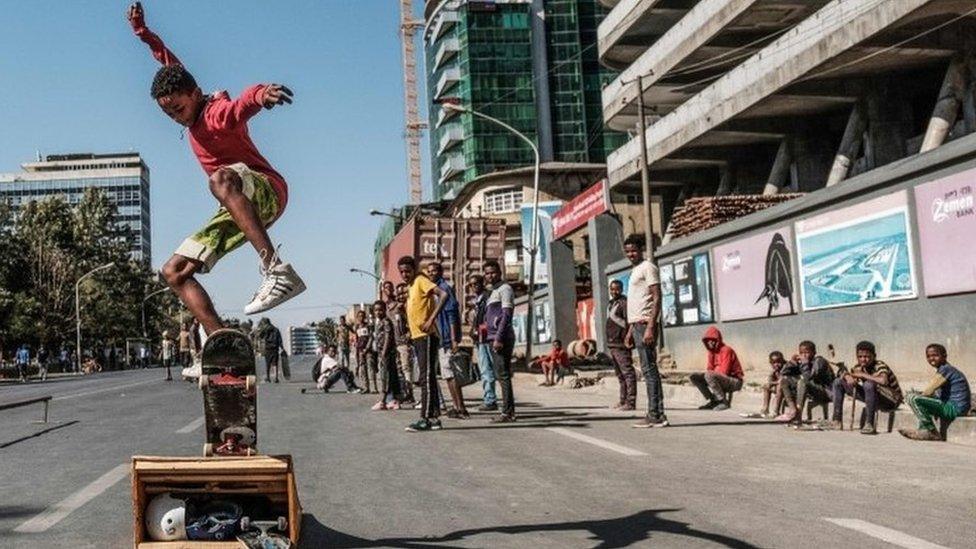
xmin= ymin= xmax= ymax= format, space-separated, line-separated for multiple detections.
xmin=598 ymin=0 xmax=976 ymax=379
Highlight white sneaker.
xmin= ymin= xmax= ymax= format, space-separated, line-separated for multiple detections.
xmin=244 ymin=262 xmax=306 ymax=315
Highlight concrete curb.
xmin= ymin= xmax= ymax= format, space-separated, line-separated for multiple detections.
xmin=513 ymin=372 xmax=976 ymax=447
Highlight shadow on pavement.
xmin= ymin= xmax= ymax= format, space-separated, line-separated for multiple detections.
xmin=663 ymin=420 xmax=780 ymax=428
xmin=0 ymin=505 xmax=45 ymax=520
xmin=0 ymin=420 xmax=80 ymax=449
xmin=300 ymin=508 xmax=761 ymax=549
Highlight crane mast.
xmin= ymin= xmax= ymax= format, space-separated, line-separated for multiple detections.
xmin=400 ymin=0 xmax=426 ymax=205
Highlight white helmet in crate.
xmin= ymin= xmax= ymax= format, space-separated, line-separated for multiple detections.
xmin=145 ymin=492 xmax=187 ymax=541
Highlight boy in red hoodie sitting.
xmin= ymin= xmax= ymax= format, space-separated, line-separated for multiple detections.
xmin=689 ymin=327 xmax=744 ymax=411
xmin=127 ymin=3 xmax=306 ymax=367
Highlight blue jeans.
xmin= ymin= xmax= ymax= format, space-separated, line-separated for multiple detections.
xmin=632 ymin=322 xmax=665 ymax=420
xmin=476 ymin=343 xmax=497 ymax=406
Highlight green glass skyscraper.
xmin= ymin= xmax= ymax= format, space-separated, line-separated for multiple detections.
xmin=425 ymin=0 xmax=623 ymax=201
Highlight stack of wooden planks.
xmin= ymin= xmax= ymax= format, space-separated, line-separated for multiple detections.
xmin=666 ymin=194 xmax=803 ymax=239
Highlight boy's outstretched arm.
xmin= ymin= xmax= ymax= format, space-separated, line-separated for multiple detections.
xmin=127 ymin=2 xmax=181 ymax=67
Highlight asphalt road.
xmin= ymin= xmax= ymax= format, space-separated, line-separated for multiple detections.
xmin=1 ymin=358 xmax=973 ymax=548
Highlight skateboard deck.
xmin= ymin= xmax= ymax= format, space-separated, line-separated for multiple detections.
xmin=280 ymin=351 xmax=291 ymax=381
xmin=200 ymin=328 xmax=258 ymax=456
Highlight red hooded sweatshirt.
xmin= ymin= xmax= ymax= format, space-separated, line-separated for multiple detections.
xmin=702 ymin=327 xmax=743 ymax=379
xmin=132 ymin=22 xmax=288 ymax=215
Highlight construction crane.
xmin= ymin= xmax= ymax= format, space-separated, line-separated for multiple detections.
xmin=400 ymin=0 xmax=426 ymax=205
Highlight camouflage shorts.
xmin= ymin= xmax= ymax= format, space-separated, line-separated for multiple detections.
xmin=174 ymin=163 xmax=279 ymax=273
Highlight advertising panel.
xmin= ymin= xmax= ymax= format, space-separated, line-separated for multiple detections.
xmin=712 ymin=227 xmax=797 ymax=321
xmin=914 ymin=168 xmax=976 ymax=296
xmin=795 ymin=191 xmax=916 ymax=311
xmin=521 ymin=202 xmax=563 ymax=286
xmin=551 ymin=179 xmax=608 ymax=240
xmin=513 ymin=300 xmax=553 ymax=346
xmin=660 ymin=253 xmax=713 ymax=327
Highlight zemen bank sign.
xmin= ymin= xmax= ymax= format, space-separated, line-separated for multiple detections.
xmin=551 ymin=179 xmax=609 ymax=240
xmin=914 ymin=167 xmax=976 ymax=297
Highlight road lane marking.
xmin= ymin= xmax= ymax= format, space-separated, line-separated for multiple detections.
xmin=546 ymin=427 xmax=647 ymax=456
xmin=824 ymin=518 xmax=950 ymax=549
xmin=53 ymin=379 xmax=158 ymax=401
xmin=176 ymin=415 xmax=205 ymax=433
xmin=15 ymin=463 xmax=129 ymax=533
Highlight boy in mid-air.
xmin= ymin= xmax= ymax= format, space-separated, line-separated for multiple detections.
xmin=127 ymin=3 xmax=306 ymax=361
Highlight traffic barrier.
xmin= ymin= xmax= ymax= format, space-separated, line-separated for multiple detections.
xmin=0 ymin=395 xmax=52 ymax=423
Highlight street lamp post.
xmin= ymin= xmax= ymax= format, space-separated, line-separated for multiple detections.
xmin=75 ymin=262 xmax=115 ymax=374
xmin=369 ymin=209 xmax=402 ymax=222
xmin=142 ymin=287 xmax=172 ymax=338
xmin=349 ymin=268 xmax=381 ymax=282
xmin=441 ymin=101 xmax=542 ymax=361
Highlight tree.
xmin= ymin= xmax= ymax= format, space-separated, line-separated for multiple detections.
xmin=314 ymin=318 xmax=338 ymax=347
xmin=0 ymin=188 xmax=164 ymax=362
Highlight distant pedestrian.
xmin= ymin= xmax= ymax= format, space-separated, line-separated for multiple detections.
xmin=606 ymin=279 xmax=636 ymax=410
xmin=399 ymin=256 xmax=449 ymax=433
xmin=59 ymin=347 xmax=71 ymax=373
xmin=338 ymin=316 xmax=353 ymax=371
xmin=483 ymin=260 xmax=517 ymax=423
xmin=354 ymin=310 xmax=376 ymax=393
xmin=139 ymin=345 xmax=151 ymax=369
xmin=623 ymin=234 xmax=668 ymax=429
xmin=161 ymin=331 xmax=175 ymax=381
xmin=468 ymin=274 xmax=497 ymax=412
xmin=37 ymin=346 xmax=50 ymax=381
xmin=426 ymin=261 xmax=468 ymax=419
xmin=393 ymin=283 xmax=416 ymax=404
xmin=16 ymin=344 xmax=31 ymax=382
xmin=178 ymin=323 xmax=192 ymax=368
xmin=371 ymin=301 xmax=401 ymax=411
xmin=900 ymin=344 xmax=971 ymax=441
xmin=258 ymin=318 xmax=284 ymax=383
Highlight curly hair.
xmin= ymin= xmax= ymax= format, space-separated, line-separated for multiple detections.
xmin=150 ymin=64 xmax=198 ymax=99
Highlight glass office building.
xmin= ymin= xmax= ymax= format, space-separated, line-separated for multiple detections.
xmin=425 ymin=0 xmax=624 ymax=200
xmin=0 ymin=153 xmax=152 ymax=262
xmin=289 ymin=325 xmax=321 ymax=356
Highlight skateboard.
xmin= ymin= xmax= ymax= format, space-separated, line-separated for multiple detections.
xmin=199 ymin=329 xmax=258 ymax=456
xmin=280 ymin=350 xmax=291 ymax=381
xmin=237 ymin=516 xmax=291 ymax=548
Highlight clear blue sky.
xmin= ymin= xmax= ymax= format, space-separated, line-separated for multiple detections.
xmin=0 ymin=1 xmax=421 ymax=338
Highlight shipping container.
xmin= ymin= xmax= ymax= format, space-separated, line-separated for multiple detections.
xmin=380 ymin=216 xmax=507 ymax=329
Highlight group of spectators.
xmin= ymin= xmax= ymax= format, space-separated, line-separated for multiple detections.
xmin=601 ymin=233 xmax=972 ymax=442
xmin=2 ymin=344 xmax=78 ymax=382
xmin=314 ymin=257 xmax=516 ymax=432
xmin=680 ymin=331 xmax=972 ymax=441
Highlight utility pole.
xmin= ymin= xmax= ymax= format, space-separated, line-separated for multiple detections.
xmin=400 ymin=0 xmax=427 ymax=204
xmin=636 ymin=74 xmax=655 ymax=256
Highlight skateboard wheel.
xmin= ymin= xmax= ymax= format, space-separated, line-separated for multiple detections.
xmin=245 ymin=375 xmax=256 ymax=393
xmin=198 ymin=375 xmax=209 ymax=390
xmin=240 ymin=516 xmax=251 ymax=532
xmin=277 ymin=516 xmax=287 ymax=532
xmin=203 ymin=443 xmax=213 ymax=457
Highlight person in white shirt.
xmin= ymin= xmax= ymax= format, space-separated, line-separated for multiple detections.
xmin=623 ymin=234 xmax=668 ymax=428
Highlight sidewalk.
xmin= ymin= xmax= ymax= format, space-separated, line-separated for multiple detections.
xmin=508 ymin=371 xmax=976 ymax=447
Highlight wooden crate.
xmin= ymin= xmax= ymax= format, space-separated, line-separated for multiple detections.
xmin=131 ymin=455 xmax=301 ymax=548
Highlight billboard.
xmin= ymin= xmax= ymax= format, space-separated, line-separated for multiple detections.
xmin=661 ymin=253 xmax=713 ymax=326
xmin=914 ymin=168 xmax=976 ymax=296
xmin=795 ymin=191 xmax=916 ymax=311
xmin=712 ymin=227 xmax=797 ymax=321
xmin=513 ymin=300 xmax=553 ymax=345
xmin=521 ymin=201 xmax=563 ymax=286
xmin=551 ymin=179 xmax=608 ymax=240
